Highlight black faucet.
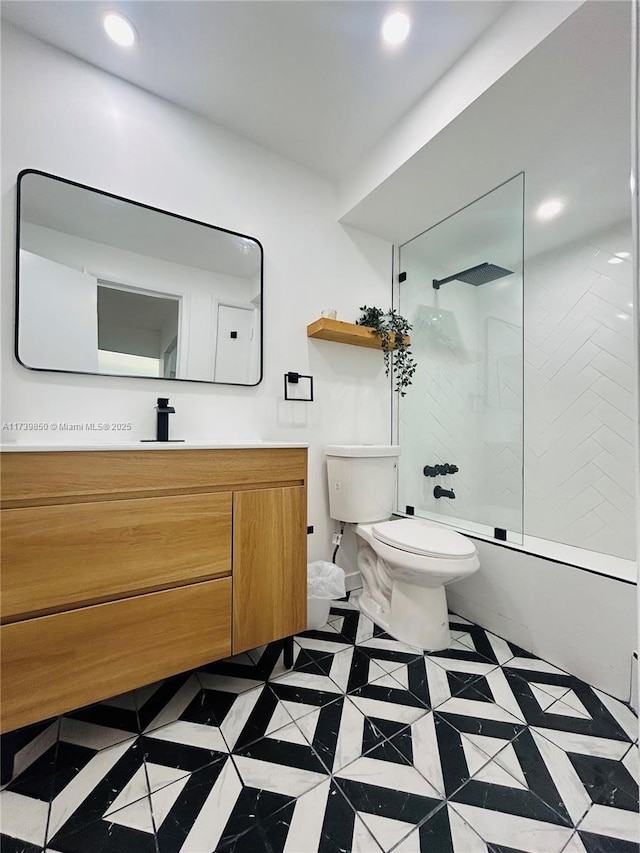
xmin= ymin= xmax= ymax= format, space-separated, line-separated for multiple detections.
xmin=156 ymin=398 xmax=175 ymax=442
xmin=434 ymin=485 xmax=455 ymax=499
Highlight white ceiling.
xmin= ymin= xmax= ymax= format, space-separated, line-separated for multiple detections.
xmin=0 ymin=0 xmax=509 ymax=181
xmin=2 ymin=0 xmax=631 ymax=260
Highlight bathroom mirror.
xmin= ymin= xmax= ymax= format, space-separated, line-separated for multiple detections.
xmin=15 ymin=170 xmax=263 ymax=385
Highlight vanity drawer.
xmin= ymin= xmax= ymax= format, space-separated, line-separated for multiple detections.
xmin=0 ymin=578 xmax=232 ymax=733
xmin=1 ymin=492 xmax=232 ymax=621
xmin=1 ymin=448 xmax=307 ymax=505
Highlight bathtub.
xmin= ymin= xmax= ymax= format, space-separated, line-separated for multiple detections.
xmin=396 ymin=509 xmax=637 ymax=701
xmin=411 ymin=508 xmax=636 ymax=583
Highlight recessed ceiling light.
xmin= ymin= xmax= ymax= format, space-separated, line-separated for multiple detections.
xmin=103 ymin=12 xmax=137 ymax=47
xmin=535 ymin=199 xmax=565 ymax=221
xmin=614 ymin=251 xmax=630 ymax=258
xmin=382 ymin=11 xmax=411 ymax=46
xmin=608 ymin=257 xmax=624 ymax=264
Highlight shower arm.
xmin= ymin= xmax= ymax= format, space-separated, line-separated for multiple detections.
xmin=433 ymin=263 xmax=489 ymax=290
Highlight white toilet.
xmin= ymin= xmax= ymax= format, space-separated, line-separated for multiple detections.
xmin=325 ymin=445 xmax=480 ymax=651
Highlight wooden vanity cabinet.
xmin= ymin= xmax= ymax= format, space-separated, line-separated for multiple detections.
xmin=0 ymin=447 xmax=307 ymax=734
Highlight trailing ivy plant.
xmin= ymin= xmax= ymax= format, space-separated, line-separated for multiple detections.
xmin=356 ymin=306 xmax=417 ymax=396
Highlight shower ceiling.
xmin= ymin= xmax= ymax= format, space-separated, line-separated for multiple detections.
xmin=342 ymin=0 xmax=631 ymax=259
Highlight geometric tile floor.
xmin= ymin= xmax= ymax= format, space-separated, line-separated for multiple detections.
xmin=1 ymin=595 xmax=637 ymax=852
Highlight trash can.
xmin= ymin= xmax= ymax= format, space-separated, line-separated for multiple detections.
xmin=306 ymin=561 xmax=346 ymax=630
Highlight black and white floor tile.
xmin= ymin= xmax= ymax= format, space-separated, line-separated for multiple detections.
xmin=1 ymin=596 xmax=637 ymax=852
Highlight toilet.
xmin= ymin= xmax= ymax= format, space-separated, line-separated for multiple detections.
xmin=325 ymin=445 xmax=480 ymax=651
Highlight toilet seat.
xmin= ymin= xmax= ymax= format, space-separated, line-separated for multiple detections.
xmin=372 ymin=518 xmax=476 ymax=560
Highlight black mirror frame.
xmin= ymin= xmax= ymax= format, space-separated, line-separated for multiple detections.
xmin=15 ymin=168 xmax=264 ymax=387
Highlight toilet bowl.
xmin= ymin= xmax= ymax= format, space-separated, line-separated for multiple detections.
xmin=355 ymin=518 xmax=479 ymax=650
xmin=324 ymin=444 xmax=480 ymax=651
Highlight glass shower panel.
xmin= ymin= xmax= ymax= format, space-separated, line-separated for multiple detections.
xmin=396 ymin=174 xmax=524 ymax=542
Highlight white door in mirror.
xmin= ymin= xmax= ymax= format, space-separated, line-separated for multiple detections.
xmin=213 ymin=304 xmax=257 ymax=384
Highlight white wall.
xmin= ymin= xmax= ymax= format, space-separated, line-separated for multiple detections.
xmin=18 ymin=250 xmax=99 ymax=373
xmin=525 ymin=221 xmax=636 ymax=561
xmin=1 ymin=25 xmax=393 ymax=561
xmin=448 ymin=538 xmax=637 ymax=702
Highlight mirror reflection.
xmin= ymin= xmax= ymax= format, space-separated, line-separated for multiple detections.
xmin=16 ymin=170 xmax=263 ymax=385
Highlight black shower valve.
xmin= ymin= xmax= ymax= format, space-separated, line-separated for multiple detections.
xmin=423 ymin=463 xmax=459 ymax=477
xmin=423 ymin=464 xmax=444 ymax=477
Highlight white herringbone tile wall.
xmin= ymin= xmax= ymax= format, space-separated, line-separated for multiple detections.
xmin=398 ymin=287 xmax=485 ymax=522
xmin=525 ymin=221 xmax=636 ymax=560
xmin=397 ymin=176 xmax=525 ymax=537
xmin=397 ymin=187 xmax=636 ymax=562
xmin=397 ymin=175 xmax=525 ymax=536
xmin=397 ymin=262 xmax=524 ymax=535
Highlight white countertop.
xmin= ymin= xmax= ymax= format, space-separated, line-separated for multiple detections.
xmin=0 ymin=441 xmax=308 ymax=452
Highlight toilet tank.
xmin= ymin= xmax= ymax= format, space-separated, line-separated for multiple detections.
xmin=325 ymin=445 xmax=401 ymax=523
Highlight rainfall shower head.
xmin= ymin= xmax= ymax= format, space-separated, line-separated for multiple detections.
xmin=433 ymin=262 xmax=513 ymax=290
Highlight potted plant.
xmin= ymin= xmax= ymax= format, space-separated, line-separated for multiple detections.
xmin=356 ymin=306 xmax=416 ymax=396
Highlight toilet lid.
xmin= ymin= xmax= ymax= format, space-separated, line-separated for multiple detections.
xmin=372 ymin=519 xmax=476 ymax=559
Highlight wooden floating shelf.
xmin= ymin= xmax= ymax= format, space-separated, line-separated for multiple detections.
xmin=307 ymin=318 xmax=410 ymax=350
